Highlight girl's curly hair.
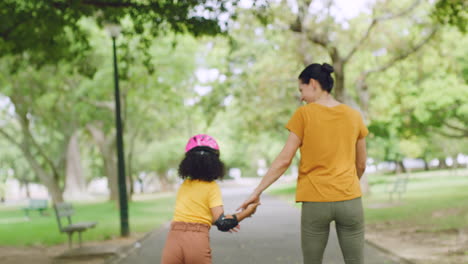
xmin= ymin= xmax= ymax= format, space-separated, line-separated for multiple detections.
xmin=178 ymin=147 xmax=225 ymax=181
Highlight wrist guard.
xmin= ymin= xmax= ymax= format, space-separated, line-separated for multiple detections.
xmin=214 ymin=213 xmax=239 ymax=232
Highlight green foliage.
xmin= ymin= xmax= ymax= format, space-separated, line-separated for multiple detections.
xmin=0 ymin=59 xmax=103 ymax=191
xmin=432 ymin=0 xmax=468 ymax=33
xmin=208 ymin=10 xmax=302 ymax=136
xmin=366 ymin=27 xmax=468 ymax=161
xmin=0 ymin=21 xmax=207 ymax=189
xmin=0 ymin=0 xmax=237 ymax=66
xmin=137 ymin=138 xmax=184 ymax=174
xmin=0 ymin=0 xmax=467 ymax=200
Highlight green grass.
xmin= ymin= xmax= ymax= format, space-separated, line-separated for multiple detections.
xmin=268 ymin=169 xmax=468 ymax=231
xmin=0 ymin=195 xmax=175 ymax=246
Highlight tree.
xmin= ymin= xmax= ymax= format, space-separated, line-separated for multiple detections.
xmin=366 ymin=28 xmax=468 ymax=172
xmin=0 ymin=141 xmax=34 ymax=199
xmin=284 ymin=0 xmax=438 ymax=116
xmin=1 ymin=0 xmax=237 ymax=67
xmin=0 ymin=62 xmax=90 ymax=203
xmin=199 ymin=1 xmax=463 ymax=191
xmin=432 ymin=0 xmax=467 ymax=33
xmin=1 ymin=1 xmax=246 ymax=202
xmin=367 ymin=28 xmax=468 ymax=138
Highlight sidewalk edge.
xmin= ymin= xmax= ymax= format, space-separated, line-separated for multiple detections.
xmin=104 ymin=222 xmax=170 ymax=264
xmin=365 ymin=238 xmax=416 ymax=264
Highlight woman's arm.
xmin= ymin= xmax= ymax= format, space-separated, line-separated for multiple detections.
xmin=237 ymin=132 xmax=301 ymax=210
xmin=355 ymin=138 xmax=367 ymax=179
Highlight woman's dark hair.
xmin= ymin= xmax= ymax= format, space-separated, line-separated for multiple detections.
xmin=298 ymin=63 xmax=335 ymax=92
xmin=178 ymin=147 xmax=225 ymax=182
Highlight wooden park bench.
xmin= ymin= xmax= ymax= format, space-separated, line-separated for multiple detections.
xmin=23 ymin=199 xmax=48 ymax=218
xmin=53 ymin=202 xmax=97 ymax=248
xmin=386 ymin=173 xmax=410 ymax=202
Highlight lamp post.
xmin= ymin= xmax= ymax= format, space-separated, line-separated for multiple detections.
xmin=106 ymin=23 xmax=129 ymax=237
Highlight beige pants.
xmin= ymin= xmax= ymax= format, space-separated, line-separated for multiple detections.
xmin=161 ymin=222 xmax=212 ymax=264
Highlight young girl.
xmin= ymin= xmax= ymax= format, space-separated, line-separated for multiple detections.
xmin=161 ymin=134 xmax=259 ymax=264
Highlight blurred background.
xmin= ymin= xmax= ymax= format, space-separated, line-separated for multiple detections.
xmin=0 ymin=0 xmax=466 ymax=263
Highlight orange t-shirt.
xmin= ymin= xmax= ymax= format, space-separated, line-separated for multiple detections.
xmin=286 ymin=103 xmax=369 ymax=202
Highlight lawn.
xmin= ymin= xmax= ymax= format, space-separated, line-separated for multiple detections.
xmin=268 ymin=169 xmax=468 ymax=231
xmin=0 ymin=195 xmax=175 ymax=246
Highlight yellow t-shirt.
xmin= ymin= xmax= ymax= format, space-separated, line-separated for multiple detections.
xmin=286 ymin=103 xmax=369 ymax=202
xmin=173 ymin=179 xmax=223 ymax=226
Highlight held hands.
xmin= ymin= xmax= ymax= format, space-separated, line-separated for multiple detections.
xmin=244 ymin=202 xmax=260 ymax=217
xmin=225 ymin=195 xmax=261 ymax=233
xmin=237 ymin=192 xmax=261 ymax=212
xmin=227 ymin=202 xmax=260 ymax=233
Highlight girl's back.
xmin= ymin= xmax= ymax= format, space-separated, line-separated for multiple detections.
xmin=173 ymin=179 xmax=222 ymax=226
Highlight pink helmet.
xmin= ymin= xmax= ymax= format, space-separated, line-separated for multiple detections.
xmin=185 ymin=134 xmax=220 ymax=153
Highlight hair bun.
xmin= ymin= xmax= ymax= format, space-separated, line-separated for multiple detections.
xmin=321 ymin=63 xmax=334 ymax=74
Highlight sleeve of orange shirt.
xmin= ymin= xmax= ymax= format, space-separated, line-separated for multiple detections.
xmin=357 ymin=113 xmax=369 ymax=139
xmin=285 ymin=107 xmax=305 ymax=141
xmin=208 ymin=182 xmax=223 ymax=208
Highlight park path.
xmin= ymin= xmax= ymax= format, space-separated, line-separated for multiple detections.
xmin=111 ymin=186 xmax=399 ymax=264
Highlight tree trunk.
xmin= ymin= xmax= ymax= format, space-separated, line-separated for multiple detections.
xmin=8 ymin=113 xmax=65 ymax=203
xmin=25 ymin=182 xmax=31 ymax=199
xmin=158 ymin=170 xmax=172 ymax=192
xmin=423 ymin=159 xmax=430 ymax=171
xmin=138 ymin=178 xmax=144 ymax=193
xmin=105 ymin=157 xmax=119 ymax=201
xmin=395 ymin=160 xmax=407 ymax=173
xmin=438 ymin=158 xmax=448 ymax=169
xmin=126 ymin=172 xmax=133 ymax=201
xmin=333 ymin=61 xmax=346 ymax=102
xmin=21 ymin=180 xmax=31 ymax=199
xmin=126 ymin=150 xmax=134 ymax=198
xmin=1 ymin=134 xmax=64 ymax=203
xmin=88 ymin=124 xmax=119 ymax=201
xmin=22 ymin=147 xmax=64 ymax=203
xmin=64 ymin=131 xmax=87 ymax=199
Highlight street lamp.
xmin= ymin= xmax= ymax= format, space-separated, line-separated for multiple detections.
xmin=106 ymin=23 xmax=129 ymax=237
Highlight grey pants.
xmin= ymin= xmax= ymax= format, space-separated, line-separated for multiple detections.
xmin=301 ymin=197 xmax=364 ymax=264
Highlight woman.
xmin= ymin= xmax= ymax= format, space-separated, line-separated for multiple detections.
xmin=238 ymin=63 xmax=368 ymax=264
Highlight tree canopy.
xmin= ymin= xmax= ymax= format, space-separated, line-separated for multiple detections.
xmin=0 ymin=0 xmax=236 ymax=66
xmin=0 ymin=0 xmax=466 ymax=203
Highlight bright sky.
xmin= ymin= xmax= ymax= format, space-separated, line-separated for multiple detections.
xmin=193 ymin=0 xmax=376 ymax=101
xmin=239 ymin=0 xmax=375 ymax=22
xmin=309 ymin=0 xmax=375 ymax=21
xmin=0 ymin=96 xmax=15 ymax=127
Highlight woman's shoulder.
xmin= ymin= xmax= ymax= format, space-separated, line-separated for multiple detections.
xmin=302 ymin=102 xmax=345 ymax=111
xmin=335 ymin=103 xmax=361 ymax=114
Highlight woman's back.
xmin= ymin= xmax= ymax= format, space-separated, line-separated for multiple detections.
xmin=286 ymin=103 xmax=368 ymax=202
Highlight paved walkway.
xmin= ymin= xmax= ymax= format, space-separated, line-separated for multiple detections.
xmin=112 ymin=187 xmax=398 ymax=264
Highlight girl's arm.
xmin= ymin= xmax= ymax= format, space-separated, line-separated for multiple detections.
xmin=211 ymin=203 xmax=259 ymax=224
